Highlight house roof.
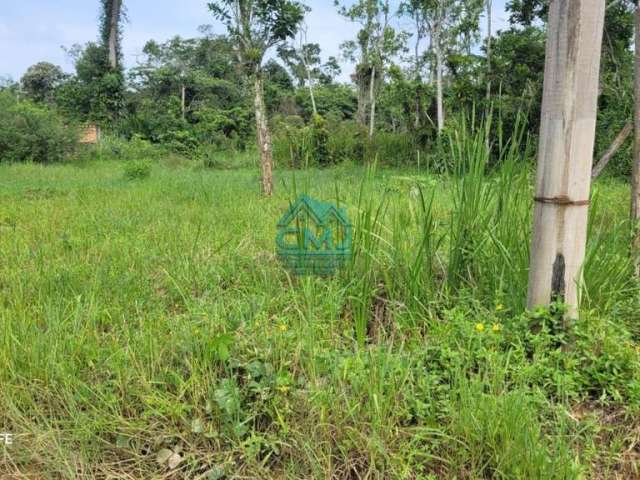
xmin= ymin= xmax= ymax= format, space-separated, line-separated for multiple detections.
xmin=277 ymin=194 xmax=350 ymax=228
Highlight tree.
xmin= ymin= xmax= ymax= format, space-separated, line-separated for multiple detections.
xmin=124 ymin=33 xmax=251 ymax=149
xmin=278 ymin=27 xmax=322 ymax=115
xmin=485 ymin=0 xmax=492 ymax=102
xmin=208 ymin=0 xmax=306 ymax=196
xmin=506 ymin=0 xmax=547 ymax=25
xmin=338 ymin=0 xmax=406 ymax=137
xmin=0 ymin=77 xmax=16 ymax=91
xmin=527 ymin=0 xmax=606 ymax=317
xmin=319 ymin=56 xmax=342 ymax=84
xmin=20 ymin=62 xmax=66 ymax=104
xmin=632 ymin=4 xmax=640 ymax=274
xmin=101 ymin=0 xmax=125 ymax=70
xmin=399 ymin=0 xmax=428 ymax=130
xmin=138 ymin=37 xmax=199 ymax=120
xmin=401 ymin=0 xmax=482 ymax=134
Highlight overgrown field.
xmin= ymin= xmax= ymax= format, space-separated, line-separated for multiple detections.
xmin=1 ymin=156 xmax=640 ymax=479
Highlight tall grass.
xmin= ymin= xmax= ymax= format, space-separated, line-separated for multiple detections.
xmin=1 ymin=117 xmax=639 ymax=478
xmin=341 ymin=107 xmax=636 ymax=343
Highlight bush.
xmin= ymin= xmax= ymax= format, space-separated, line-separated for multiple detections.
xmin=0 ymin=92 xmax=78 ymax=163
xmin=273 ymin=117 xmax=428 ymax=168
xmin=94 ymin=134 xmax=165 ymax=162
xmin=123 ymin=159 xmax=152 ymax=180
xmin=310 ymin=114 xmax=331 ymax=166
xmin=196 ymin=145 xmax=256 ymax=170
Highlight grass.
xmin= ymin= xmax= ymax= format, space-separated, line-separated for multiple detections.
xmin=1 ymin=155 xmax=640 ymax=479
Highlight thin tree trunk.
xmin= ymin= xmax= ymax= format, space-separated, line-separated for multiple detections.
xmin=299 ymin=27 xmax=317 ymax=117
xmin=369 ymin=65 xmax=376 ymax=138
xmin=181 ymin=83 xmax=186 ymax=120
xmin=527 ymin=0 xmax=606 ymax=318
xmin=356 ymin=4 xmax=374 ymax=129
xmin=591 ymin=122 xmax=632 ymax=179
xmin=486 ymin=0 xmax=492 ymax=102
xmin=356 ymin=65 xmax=370 ymax=127
xmin=254 ymin=74 xmax=273 ymax=196
xmin=631 ymin=5 xmax=640 ymax=275
xmin=435 ymin=42 xmax=444 ymax=133
xmin=305 ymin=69 xmax=317 ymax=116
xmin=434 ymin=6 xmax=444 ymax=134
xmin=108 ymin=0 xmax=122 ymax=70
xmin=414 ymin=13 xmax=421 ymax=129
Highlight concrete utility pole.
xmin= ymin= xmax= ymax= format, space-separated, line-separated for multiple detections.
xmin=527 ymin=0 xmax=606 ymax=317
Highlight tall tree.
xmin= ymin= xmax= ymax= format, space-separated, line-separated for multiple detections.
xmin=399 ymin=1 xmax=426 ymax=129
xmin=20 ymin=62 xmax=66 ymax=104
xmin=485 ymin=0 xmax=492 ymax=102
xmin=632 ymin=3 xmax=640 ymax=274
xmin=403 ymin=0 xmax=482 ymax=134
xmin=139 ymin=37 xmax=197 ymax=120
xmin=527 ymin=0 xmax=606 ymax=317
xmin=338 ymin=0 xmax=405 ymax=136
xmin=101 ymin=0 xmax=124 ymax=70
xmin=209 ymin=0 xmax=306 ymax=196
xmin=278 ymin=26 xmax=322 ymax=115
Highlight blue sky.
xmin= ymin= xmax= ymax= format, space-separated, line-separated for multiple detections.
xmin=0 ymin=0 xmax=509 ymax=82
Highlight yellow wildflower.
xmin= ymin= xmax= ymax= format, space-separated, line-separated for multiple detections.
xmin=475 ymin=323 xmax=485 ymax=333
xmin=492 ymin=323 xmax=502 ymax=333
xmin=278 ymin=323 xmax=288 ymax=333
xmin=277 ymin=385 xmax=290 ymax=394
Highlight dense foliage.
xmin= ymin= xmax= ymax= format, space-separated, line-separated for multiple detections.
xmin=0 ymin=92 xmax=78 ymax=164
xmin=0 ymin=0 xmax=634 ymax=172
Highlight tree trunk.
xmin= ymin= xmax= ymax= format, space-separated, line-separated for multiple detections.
xmin=108 ymin=0 xmax=122 ymax=70
xmin=356 ymin=65 xmax=371 ymax=127
xmin=181 ymin=83 xmax=186 ymax=121
xmin=435 ymin=43 xmax=444 ymax=133
xmin=527 ymin=0 xmax=606 ymax=318
xmin=434 ymin=9 xmax=444 ymax=134
xmin=254 ymin=75 xmax=273 ymax=196
xmin=369 ymin=65 xmax=376 ymax=138
xmin=591 ymin=122 xmax=632 ymax=179
xmin=632 ymin=5 xmax=640 ymax=275
xmin=305 ymin=69 xmax=317 ymax=116
xmin=486 ymin=0 xmax=492 ymax=102
xmin=414 ymin=13 xmax=422 ymax=130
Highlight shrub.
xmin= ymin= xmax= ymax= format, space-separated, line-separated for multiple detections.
xmin=95 ymin=134 xmax=165 ymax=162
xmin=0 ymin=92 xmax=78 ymax=163
xmin=273 ymin=117 xmax=432 ymax=168
xmin=272 ymin=115 xmax=312 ymax=168
xmin=310 ymin=114 xmax=331 ymax=166
xmin=123 ymin=159 xmax=152 ymax=180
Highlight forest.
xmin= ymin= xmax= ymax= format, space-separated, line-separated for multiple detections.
xmin=0 ymin=0 xmax=633 ymax=175
xmin=2 ymin=0 xmax=640 ymax=479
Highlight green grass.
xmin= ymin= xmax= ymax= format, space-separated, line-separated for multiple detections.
xmin=1 ymin=158 xmax=640 ymax=479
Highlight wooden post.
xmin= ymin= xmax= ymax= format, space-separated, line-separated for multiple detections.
xmin=527 ymin=0 xmax=606 ymax=317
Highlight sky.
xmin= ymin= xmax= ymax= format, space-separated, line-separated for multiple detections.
xmin=0 ymin=0 xmax=509 ymax=83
